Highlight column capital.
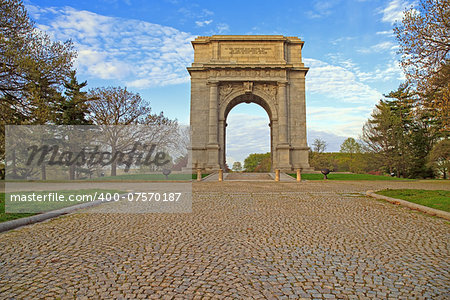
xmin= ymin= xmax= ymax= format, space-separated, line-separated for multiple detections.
xmin=207 ymin=80 xmax=219 ymax=86
xmin=277 ymin=80 xmax=288 ymax=87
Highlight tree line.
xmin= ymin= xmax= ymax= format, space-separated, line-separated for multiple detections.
xmin=0 ymin=0 xmax=179 ymax=179
xmin=239 ymin=0 xmax=449 ymax=178
xmin=310 ymin=0 xmax=449 ymax=179
xmin=361 ymin=0 xmax=449 ymax=178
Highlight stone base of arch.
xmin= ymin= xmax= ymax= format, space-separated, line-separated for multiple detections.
xmin=189 ymin=145 xmax=312 ymax=173
xmin=187 ymin=35 xmax=313 ymax=173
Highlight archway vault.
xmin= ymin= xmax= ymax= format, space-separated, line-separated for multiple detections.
xmin=188 ymin=35 xmax=312 ymax=172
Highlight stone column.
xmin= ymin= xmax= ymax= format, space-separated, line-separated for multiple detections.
xmin=218 ymin=119 xmax=225 ymax=169
xmin=206 ymin=81 xmax=220 ymax=170
xmin=277 ymin=81 xmax=288 ymax=145
xmin=208 ymin=82 xmax=219 ymax=145
xmin=196 ymin=169 xmax=202 ymax=181
xmin=276 ymin=81 xmax=291 ymax=171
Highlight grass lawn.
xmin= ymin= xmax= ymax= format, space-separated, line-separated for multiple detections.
xmin=1 ymin=189 xmax=124 ymax=223
xmin=0 ymin=193 xmax=34 ymax=222
xmin=288 ymin=173 xmax=413 ymax=181
xmin=193 ymin=173 xmax=210 ymax=180
xmin=376 ymin=189 xmax=450 ymax=212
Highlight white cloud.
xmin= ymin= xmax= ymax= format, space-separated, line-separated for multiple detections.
xmin=306 ymin=11 xmax=323 ymax=19
xmin=304 ymin=58 xmax=382 ymax=104
xmin=326 ymin=49 xmax=404 ymax=83
xmin=376 ymin=30 xmax=394 ymax=36
xmin=357 ymin=41 xmax=397 ymax=54
xmin=302 ymin=58 xmax=396 ymax=138
xmin=306 ymin=106 xmax=372 ymax=138
xmin=226 ymin=113 xmax=270 ymax=163
xmin=306 ymin=0 xmax=340 ymax=19
xmin=195 ymin=20 xmax=213 ymax=27
xmin=380 ymin=0 xmax=413 ymax=24
xmin=216 ymin=23 xmax=230 ymax=33
xmin=356 ymin=59 xmax=405 ymax=82
xmin=330 ymin=36 xmax=356 ymax=45
xmin=30 ymin=5 xmax=195 ymax=88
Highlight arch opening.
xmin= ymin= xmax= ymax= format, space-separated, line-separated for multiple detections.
xmin=222 ymin=94 xmax=273 ymax=172
xmin=224 ymin=93 xmax=273 ymax=121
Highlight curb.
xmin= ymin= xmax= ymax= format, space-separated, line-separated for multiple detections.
xmin=0 ymin=195 xmax=124 ymax=233
xmin=366 ymin=190 xmax=450 ymax=221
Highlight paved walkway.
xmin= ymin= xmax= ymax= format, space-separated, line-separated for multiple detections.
xmin=203 ymin=172 xmax=296 ymax=182
xmin=0 ymin=181 xmax=449 ymax=299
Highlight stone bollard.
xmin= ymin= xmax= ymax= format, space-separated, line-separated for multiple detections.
xmin=296 ymin=168 xmax=301 ymax=182
xmin=196 ymin=169 xmax=202 ymax=181
xmin=218 ymin=169 xmax=223 ymax=182
xmin=275 ymin=169 xmax=280 ymax=182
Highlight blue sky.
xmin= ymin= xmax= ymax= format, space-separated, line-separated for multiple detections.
xmin=25 ymin=0 xmax=413 ymax=164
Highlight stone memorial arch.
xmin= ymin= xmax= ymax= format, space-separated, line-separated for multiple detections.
xmin=188 ymin=35 xmax=311 ymax=172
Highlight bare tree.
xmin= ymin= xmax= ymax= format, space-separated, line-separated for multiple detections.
xmin=394 ymin=0 xmax=449 ymax=87
xmin=88 ymin=87 xmax=178 ymax=176
xmin=312 ymin=138 xmax=327 ymax=153
xmin=394 ymin=0 xmax=450 ymax=132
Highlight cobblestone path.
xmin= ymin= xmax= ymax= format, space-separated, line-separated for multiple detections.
xmin=1 ymin=181 xmax=449 ymax=299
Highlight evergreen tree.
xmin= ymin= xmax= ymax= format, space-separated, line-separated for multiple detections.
xmin=362 ymin=84 xmax=436 ymax=178
xmin=58 ymin=71 xmax=92 ymax=125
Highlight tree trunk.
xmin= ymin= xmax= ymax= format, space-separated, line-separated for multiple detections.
xmin=111 ymin=161 xmax=117 ymax=176
xmin=41 ymin=164 xmax=46 ymax=180
xmin=11 ymin=149 xmax=17 ymax=178
xmin=69 ymin=165 xmax=75 ymax=180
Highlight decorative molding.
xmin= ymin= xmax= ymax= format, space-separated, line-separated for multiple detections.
xmin=243 ymin=81 xmax=253 ymax=93
xmin=218 ymin=82 xmax=278 ymax=106
xmin=219 ymin=83 xmax=234 ymax=99
xmin=254 ymin=83 xmax=277 ymax=103
xmin=209 ymin=68 xmax=285 ymax=79
xmin=219 ymin=82 xmax=242 ymax=105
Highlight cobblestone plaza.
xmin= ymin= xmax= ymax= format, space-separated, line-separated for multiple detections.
xmin=0 ymin=181 xmax=449 ymax=299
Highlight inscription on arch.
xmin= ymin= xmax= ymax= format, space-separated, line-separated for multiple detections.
xmin=225 ymin=47 xmax=272 ymax=55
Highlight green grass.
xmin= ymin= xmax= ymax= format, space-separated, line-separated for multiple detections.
xmin=1 ymin=189 xmax=124 ymax=222
xmin=192 ymin=173 xmax=210 ymax=180
xmin=376 ymin=189 xmax=450 ymax=212
xmin=0 ymin=193 xmax=34 ymax=222
xmin=288 ymin=173 xmax=413 ymax=181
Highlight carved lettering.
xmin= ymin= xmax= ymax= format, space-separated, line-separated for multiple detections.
xmin=225 ymin=47 xmax=271 ymax=55
xmin=209 ymin=69 xmax=285 ymax=79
